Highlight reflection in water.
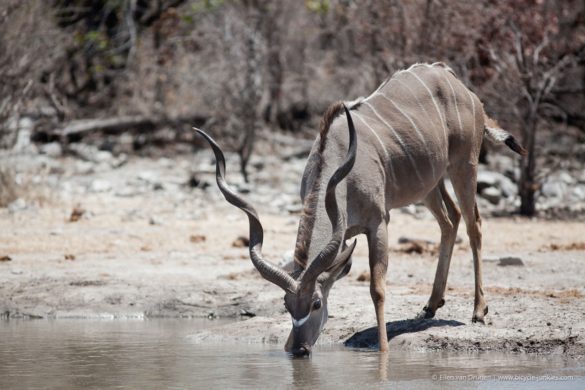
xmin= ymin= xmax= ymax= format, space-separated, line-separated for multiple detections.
xmin=0 ymin=319 xmax=583 ymax=389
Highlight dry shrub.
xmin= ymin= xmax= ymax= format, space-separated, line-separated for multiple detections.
xmin=0 ymin=167 xmax=17 ymax=207
xmin=0 ymin=167 xmax=54 ymax=209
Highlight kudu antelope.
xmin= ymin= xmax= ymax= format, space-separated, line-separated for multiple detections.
xmin=196 ymin=62 xmax=526 ymax=356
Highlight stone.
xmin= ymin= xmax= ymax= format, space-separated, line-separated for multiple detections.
xmin=40 ymin=142 xmax=63 ymax=158
xmin=149 ymin=216 xmax=163 ymax=226
xmin=89 ymin=179 xmax=112 ymax=193
xmin=7 ymin=198 xmax=26 ymax=212
xmin=476 ymin=170 xmax=499 ymax=190
xmin=572 ymin=185 xmax=585 ymax=201
xmin=481 ymin=187 xmax=502 ymax=205
xmin=541 ymin=180 xmax=567 ymax=199
xmin=498 ymin=257 xmax=524 ymax=266
xmin=477 ymin=170 xmax=517 ymax=198
xmin=74 ymin=161 xmax=95 ymax=175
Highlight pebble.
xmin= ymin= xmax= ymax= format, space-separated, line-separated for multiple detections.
xmin=89 ymin=179 xmax=112 ymax=193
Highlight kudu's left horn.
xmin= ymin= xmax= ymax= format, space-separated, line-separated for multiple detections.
xmin=195 ymin=128 xmax=299 ymax=294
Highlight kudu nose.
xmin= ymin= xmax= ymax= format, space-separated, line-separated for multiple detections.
xmin=291 ymin=346 xmax=311 ymax=357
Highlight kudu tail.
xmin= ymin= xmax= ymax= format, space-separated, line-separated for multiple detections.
xmin=483 ymin=115 xmax=527 ymax=156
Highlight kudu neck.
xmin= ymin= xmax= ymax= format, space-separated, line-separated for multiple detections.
xmin=294 ymin=145 xmax=349 ymax=275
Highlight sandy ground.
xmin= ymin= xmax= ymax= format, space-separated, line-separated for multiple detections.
xmin=1 ymin=153 xmax=584 ymax=357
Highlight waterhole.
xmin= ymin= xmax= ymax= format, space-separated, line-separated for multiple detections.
xmin=0 ymin=319 xmax=583 ymax=389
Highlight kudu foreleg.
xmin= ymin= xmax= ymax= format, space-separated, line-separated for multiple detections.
xmin=367 ymin=220 xmax=390 ymax=351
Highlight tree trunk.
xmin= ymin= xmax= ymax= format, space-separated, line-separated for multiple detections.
xmin=519 ymin=113 xmax=538 ymax=216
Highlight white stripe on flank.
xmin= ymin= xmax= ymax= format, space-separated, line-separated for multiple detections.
xmin=466 ymin=89 xmax=476 ymax=133
xmin=374 ymin=92 xmax=435 ymax=180
xmin=364 ymin=78 xmax=390 ymax=102
xmin=362 ymin=102 xmax=423 ymax=182
xmin=444 ymin=74 xmax=463 ymax=133
xmin=405 ymin=69 xmax=449 ymax=142
xmin=351 ymin=111 xmax=387 ymax=156
xmin=292 ymin=313 xmax=310 ymax=328
xmin=352 ymin=112 xmax=397 ymax=183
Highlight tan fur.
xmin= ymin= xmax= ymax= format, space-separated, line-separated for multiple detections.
xmin=291 ymin=63 xmax=525 ymax=353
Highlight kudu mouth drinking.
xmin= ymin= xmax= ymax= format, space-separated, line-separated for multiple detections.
xmin=196 ymin=63 xmax=526 ymax=356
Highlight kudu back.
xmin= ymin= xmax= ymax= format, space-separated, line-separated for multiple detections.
xmin=196 ymin=63 xmax=526 ymax=356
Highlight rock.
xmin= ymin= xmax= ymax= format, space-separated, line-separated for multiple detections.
xmin=398 ymin=236 xmax=435 ymax=245
xmin=541 ymin=180 xmax=567 ymax=199
xmin=285 ymin=203 xmax=302 ymax=214
xmin=190 ymin=234 xmax=206 ymax=243
xmin=12 ymin=118 xmax=37 ymax=154
xmin=149 ymin=216 xmax=163 ymax=226
xmin=556 ymin=171 xmax=575 ymax=185
xmin=239 ymin=309 xmax=256 ymax=318
xmin=232 ymin=236 xmax=249 ymax=248
xmin=279 ymin=250 xmax=295 ymax=272
xmin=484 ymin=256 xmax=524 ymax=266
xmin=356 ymin=271 xmax=370 ymax=282
xmin=89 ymin=179 xmax=112 ymax=193
xmin=187 ymin=175 xmax=210 ymax=189
xmin=95 ymin=150 xmax=113 ymax=163
xmin=8 ymin=198 xmax=27 ymax=212
xmin=400 ymin=204 xmax=418 ymax=216
xmin=69 ymin=205 xmax=85 ymax=222
xmin=477 ymin=170 xmax=517 ymax=198
xmin=497 ymin=175 xmax=517 ymax=198
xmin=236 ymin=182 xmax=251 ymax=194
xmin=40 ymin=142 xmax=63 ymax=158
xmin=138 ymin=171 xmax=159 ymax=183
xmin=115 ymin=186 xmax=140 ymax=197
xmin=477 ymin=170 xmax=499 ymax=190
xmin=498 ymin=257 xmax=524 ymax=266
xmin=571 ymin=185 xmax=585 ymax=201
xmin=74 ymin=161 xmax=95 ymax=175
xmin=481 ymin=187 xmax=502 ymax=205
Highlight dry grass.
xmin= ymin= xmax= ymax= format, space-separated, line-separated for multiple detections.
xmin=0 ymin=166 xmax=17 ymax=207
xmin=0 ymin=161 xmax=54 ymax=209
xmin=544 ymin=242 xmax=585 ymax=251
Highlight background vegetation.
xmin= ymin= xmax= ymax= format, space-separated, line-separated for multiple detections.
xmin=1 ymin=0 xmax=584 ymax=215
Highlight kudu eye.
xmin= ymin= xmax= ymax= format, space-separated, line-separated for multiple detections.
xmin=312 ymin=298 xmax=322 ymax=310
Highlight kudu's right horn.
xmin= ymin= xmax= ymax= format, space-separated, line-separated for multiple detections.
xmin=195 ymin=128 xmax=299 ymax=294
xmin=300 ymin=105 xmax=357 ymax=287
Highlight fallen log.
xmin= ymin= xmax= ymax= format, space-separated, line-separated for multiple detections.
xmin=47 ymin=114 xmax=208 ymax=142
xmin=57 ymin=116 xmax=158 ymax=137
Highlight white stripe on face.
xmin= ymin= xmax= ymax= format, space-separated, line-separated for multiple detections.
xmin=292 ymin=313 xmax=311 ymax=328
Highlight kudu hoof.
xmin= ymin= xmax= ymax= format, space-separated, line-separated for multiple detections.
xmin=415 ymin=299 xmax=445 ymax=320
xmin=472 ymin=305 xmax=489 ymax=324
xmin=415 ymin=306 xmax=436 ymax=320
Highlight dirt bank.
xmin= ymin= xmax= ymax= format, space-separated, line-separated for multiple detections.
xmin=1 ymin=152 xmax=584 ymax=357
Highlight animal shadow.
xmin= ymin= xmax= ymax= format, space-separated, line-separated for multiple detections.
xmin=344 ymin=318 xmax=464 ymax=348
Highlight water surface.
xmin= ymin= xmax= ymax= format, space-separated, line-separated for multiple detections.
xmin=0 ymin=319 xmax=583 ymax=389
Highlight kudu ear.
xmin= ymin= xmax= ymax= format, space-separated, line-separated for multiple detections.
xmin=318 ymin=239 xmax=357 ymax=285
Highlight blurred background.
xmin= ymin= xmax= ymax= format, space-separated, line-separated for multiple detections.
xmin=1 ymin=0 xmax=584 ymax=217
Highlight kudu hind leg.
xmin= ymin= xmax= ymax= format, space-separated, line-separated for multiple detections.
xmin=449 ymin=164 xmax=488 ymax=323
xmin=417 ymin=181 xmax=461 ymax=319
xmin=367 ymin=221 xmax=389 ymax=351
